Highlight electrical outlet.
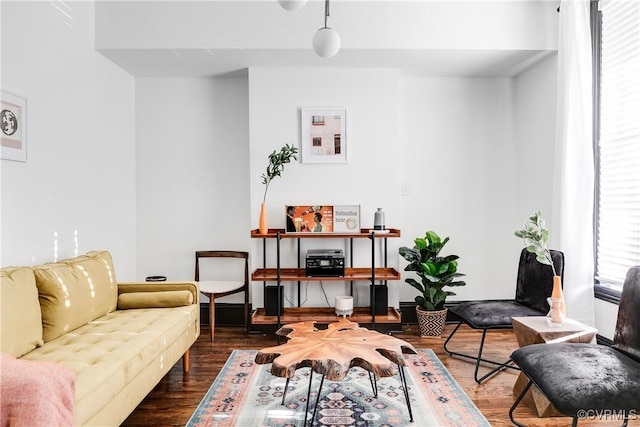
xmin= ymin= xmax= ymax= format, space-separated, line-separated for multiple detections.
xmin=401 ymin=182 xmax=410 ymax=196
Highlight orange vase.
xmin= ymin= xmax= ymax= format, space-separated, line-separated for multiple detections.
xmin=551 ymin=275 xmax=566 ymax=316
xmin=259 ymin=203 xmax=268 ymax=235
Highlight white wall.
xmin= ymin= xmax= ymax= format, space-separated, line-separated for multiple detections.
xmin=135 ymin=76 xmax=251 ymax=301
xmin=247 ymin=68 xmax=401 ymax=309
xmin=398 ymin=76 xmax=524 ymax=302
xmin=513 ymin=53 xmax=558 ymax=230
xmin=0 ymin=1 xmax=137 ymax=278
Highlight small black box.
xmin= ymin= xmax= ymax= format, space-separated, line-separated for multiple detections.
xmin=264 ymin=286 xmax=284 ymax=316
xmin=305 ymin=249 xmax=345 ymax=277
xmin=369 ymin=284 xmax=388 ymax=315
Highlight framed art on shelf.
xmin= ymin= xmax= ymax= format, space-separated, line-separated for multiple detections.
xmin=1 ymin=90 xmax=27 ymax=162
xmin=285 ymin=205 xmax=360 ymax=233
xmin=300 ymin=107 xmax=347 ymax=164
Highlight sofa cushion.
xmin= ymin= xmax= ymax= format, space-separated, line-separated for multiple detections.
xmin=117 ymin=290 xmax=194 ymax=309
xmin=0 ymin=266 xmax=44 ymax=357
xmin=34 ymin=251 xmax=118 ymax=342
xmin=22 ymin=304 xmax=199 ymax=426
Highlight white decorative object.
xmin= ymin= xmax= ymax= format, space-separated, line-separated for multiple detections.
xmin=312 ymin=0 xmax=340 ymax=58
xmin=313 ymin=27 xmax=341 ymax=58
xmin=277 ymin=0 xmax=307 ymax=12
xmin=335 ymin=296 xmax=353 ymax=317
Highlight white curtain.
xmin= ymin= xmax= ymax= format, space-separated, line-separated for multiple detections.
xmin=552 ymin=0 xmax=595 ymax=325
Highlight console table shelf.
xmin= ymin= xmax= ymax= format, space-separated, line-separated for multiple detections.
xmin=251 ymin=307 xmax=402 ymax=325
xmin=251 ymin=227 xmax=402 ymax=329
xmin=251 ymin=228 xmax=401 ymax=239
xmin=251 ymin=267 xmax=400 ymax=282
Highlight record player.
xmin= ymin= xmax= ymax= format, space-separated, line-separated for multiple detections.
xmin=305 ymin=249 xmax=345 ymax=277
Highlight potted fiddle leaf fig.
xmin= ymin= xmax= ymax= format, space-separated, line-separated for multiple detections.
xmin=399 ymin=230 xmax=466 ymax=337
xmin=258 ymin=144 xmax=298 ymax=234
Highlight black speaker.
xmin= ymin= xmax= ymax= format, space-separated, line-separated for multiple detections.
xmin=264 ymin=286 xmax=284 ymax=316
xmin=369 ymin=284 xmax=388 ymax=315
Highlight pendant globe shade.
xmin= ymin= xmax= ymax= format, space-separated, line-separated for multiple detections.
xmin=278 ymin=0 xmax=307 ymax=12
xmin=312 ymin=27 xmax=341 ymax=58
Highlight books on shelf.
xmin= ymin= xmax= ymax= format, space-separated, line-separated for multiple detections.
xmin=285 ymin=205 xmax=360 ymax=233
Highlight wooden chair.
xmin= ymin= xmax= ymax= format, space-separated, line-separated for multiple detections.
xmin=444 ymin=248 xmax=564 ymax=383
xmin=194 ymin=250 xmax=249 ymax=342
xmin=510 ymin=265 xmax=640 ymax=426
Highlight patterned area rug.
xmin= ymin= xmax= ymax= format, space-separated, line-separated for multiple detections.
xmin=186 ymin=349 xmax=490 ymax=427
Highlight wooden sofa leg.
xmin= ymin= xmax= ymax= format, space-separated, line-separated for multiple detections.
xmin=183 ymin=350 xmax=190 ymax=373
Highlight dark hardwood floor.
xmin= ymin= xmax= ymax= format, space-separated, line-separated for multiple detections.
xmin=122 ymin=323 xmax=637 ymax=427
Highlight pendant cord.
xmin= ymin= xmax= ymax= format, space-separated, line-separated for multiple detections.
xmin=324 ymin=0 xmax=330 ymax=28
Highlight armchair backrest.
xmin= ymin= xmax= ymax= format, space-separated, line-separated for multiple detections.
xmin=612 ymin=266 xmax=640 ymax=362
xmin=515 ymin=248 xmax=565 ymax=314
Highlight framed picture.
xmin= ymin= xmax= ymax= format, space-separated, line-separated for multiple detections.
xmin=300 ymin=107 xmax=347 ymax=164
xmin=284 ymin=205 xmax=360 ymax=234
xmin=1 ymin=90 xmax=27 ymax=162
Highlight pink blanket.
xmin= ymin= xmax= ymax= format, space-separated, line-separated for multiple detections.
xmin=1 ymin=354 xmax=76 ymax=427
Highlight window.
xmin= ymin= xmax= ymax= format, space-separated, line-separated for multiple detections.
xmin=594 ymin=0 xmax=640 ymax=298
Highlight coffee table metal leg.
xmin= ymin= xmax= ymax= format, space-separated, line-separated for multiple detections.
xmin=303 ymin=369 xmax=314 ymax=427
xmin=289 ymin=366 xmax=414 ymax=426
xmin=398 ymin=364 xmax=414 ymax=422
xmin=282 ymin=377 xmax=290 ymax=405
xmin=368 ymin=370 xmax=378 ymax=397
xmin=309 ymin=374 xmax=326 ymax=427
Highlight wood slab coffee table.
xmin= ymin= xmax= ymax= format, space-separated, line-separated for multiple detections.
xmin=255 ymin=318 xmax=417 ymax=426
xmin=511 ymin=316 xmax=598 ymax=417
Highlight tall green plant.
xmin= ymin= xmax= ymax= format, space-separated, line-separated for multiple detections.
xmin=514 ymin=211 xmax=557 ymax=276
xmin=399 ymin=231 xmax=466 ymax=311
xmin=261 ymin=144 xmax=298 ymax=204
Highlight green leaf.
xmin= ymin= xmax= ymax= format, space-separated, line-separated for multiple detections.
xmin=405 ymin=278 xmax=425 ymax=293
xmin=425 ymin=231 xmax=441 ymax=245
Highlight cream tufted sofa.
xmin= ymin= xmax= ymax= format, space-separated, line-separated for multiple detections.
xmin=0 ymin=250 xmax=200 ymax=426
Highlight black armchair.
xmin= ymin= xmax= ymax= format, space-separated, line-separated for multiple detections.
xmin=509 ymin=266 xmax=640 ymax=427
xmin=443 ymin=248 xmax=564 ymax=383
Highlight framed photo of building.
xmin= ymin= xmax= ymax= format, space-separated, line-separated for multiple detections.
xmin=1 ymin=90 xmax=27 ymax=162
xmin=300 ymin=107 xmax=347 ymax=164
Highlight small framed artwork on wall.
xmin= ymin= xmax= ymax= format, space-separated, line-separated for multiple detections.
xmin=1 ymin=90 xmax=27 ymax=162
xmin=300 ymin=107 xmax=347 ymax=164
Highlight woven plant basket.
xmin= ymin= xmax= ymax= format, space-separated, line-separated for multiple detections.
xmin=416 ymin=307 xmax=448 ymax=337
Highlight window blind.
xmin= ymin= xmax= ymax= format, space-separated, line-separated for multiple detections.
xmin=596 ymin=0 xmax=640 ymax=287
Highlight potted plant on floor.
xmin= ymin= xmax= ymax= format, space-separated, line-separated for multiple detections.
xmin=259 ymin=143 xmax=298 ymax=234
xmin=399 ymin=230 xmax=466 ymax=337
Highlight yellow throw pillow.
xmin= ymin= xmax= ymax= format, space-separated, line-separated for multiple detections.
xmin=117 ymin=290 xmax=194 ymax=309
xmin=34 ymin=251 xmax=118 ymax=342
xmin=0 ymin=267 xmax=44 ymax=357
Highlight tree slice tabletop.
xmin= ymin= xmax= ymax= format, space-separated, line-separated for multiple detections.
xmin=254 ymin=318 xmax=417 ymax=381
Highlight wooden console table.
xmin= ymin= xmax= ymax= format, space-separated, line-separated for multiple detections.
xmin=255 ymin=318 xmax=416 ymax=426
xmin=511 ymin=316 xmax=598 ymax=417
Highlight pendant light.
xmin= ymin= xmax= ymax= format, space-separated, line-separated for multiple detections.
xmin=312 ymin=0 xmax=340 ymax=58
xmin=277 ymin=0 xmax=307 ymax=12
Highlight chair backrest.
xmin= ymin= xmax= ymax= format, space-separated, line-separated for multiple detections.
xmin=612 ymin=265 xmax=640 ymax=362
xmin=515 ymin=248 xmax=565 ymax=314
xmin=194 ymin=250 xmax=249 ymax=283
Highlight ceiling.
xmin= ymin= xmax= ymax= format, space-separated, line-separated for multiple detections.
xmin=95 ymin=1 xmax=559 ymax=78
